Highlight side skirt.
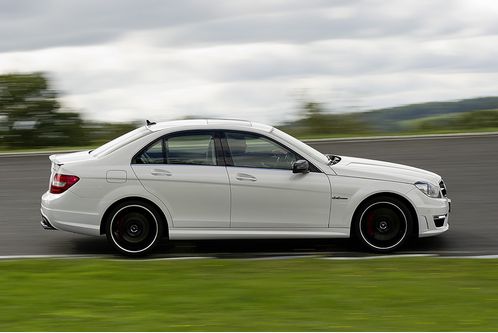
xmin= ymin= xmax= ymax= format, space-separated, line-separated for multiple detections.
xmin=168 ymin=228 xmax=350 ymax=240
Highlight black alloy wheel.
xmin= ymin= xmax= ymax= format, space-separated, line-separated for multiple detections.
xmin=106 ymin=201 xmax=164 ymax=256
xmin=354 ymin=196 xmax=413 ymax=252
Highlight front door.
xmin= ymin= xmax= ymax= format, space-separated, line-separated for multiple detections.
xmin=222 ymin=131 xmax=331 ymax=228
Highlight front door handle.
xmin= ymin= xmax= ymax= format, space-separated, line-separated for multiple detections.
xmin=151 ymin=169 xmax=172 ymax=176
xmin=235 ymin=173 xmax=257 ymax=182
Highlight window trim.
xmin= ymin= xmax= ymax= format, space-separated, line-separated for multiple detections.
xmin=220 ymin=130 xmax=322 ymax=172
xmin=131 ymin=130 xmax=224 ymax=166
xmin=131 ymin=129 xmax=322 ymax=172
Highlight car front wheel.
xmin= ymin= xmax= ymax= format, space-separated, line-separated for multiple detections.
xmin=354 ymin=196 xmax=413 ymax=253
xmin=105 ymin=201 xmax=164 ymax=256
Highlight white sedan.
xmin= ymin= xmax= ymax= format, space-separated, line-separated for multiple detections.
xmin=41 ymin=119 xmax=450 ymax=256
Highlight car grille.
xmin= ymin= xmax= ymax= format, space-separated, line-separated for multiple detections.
xmin=439 ymin=180 xmax=447 ymax=197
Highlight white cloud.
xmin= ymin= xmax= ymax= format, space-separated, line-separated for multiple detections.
xmin=0 ymin=0 xmax=498 ymax=125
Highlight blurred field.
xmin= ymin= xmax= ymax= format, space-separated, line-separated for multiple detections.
xmin=0 ymin=257 xmax=497 ymax=331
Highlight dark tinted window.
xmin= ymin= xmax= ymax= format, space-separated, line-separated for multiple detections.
xmin=135 ymin=140 xmax=164 ymax=164
xmin=225 ymin=132 xmax=298 ymax=170
xmin=135 ymin=133 xmax=217 ymax=166
xmin=166 ymin=134 xmax=216 ymax=165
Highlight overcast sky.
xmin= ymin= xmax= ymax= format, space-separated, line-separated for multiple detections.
xmin=1 ymin=0 xmax=498 ymax=124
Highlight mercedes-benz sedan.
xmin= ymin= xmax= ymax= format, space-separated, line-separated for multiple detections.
xmin=41 ymin=119 xmax=450 ymax=256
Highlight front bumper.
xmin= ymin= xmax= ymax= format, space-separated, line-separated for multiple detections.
xmin=405 ymin=188 xmax=451 ymax=237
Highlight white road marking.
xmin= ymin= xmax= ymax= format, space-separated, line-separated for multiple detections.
xmin=399 ymin=250 xmax=485 ymax=254
xmin=321 ymin=254 xmax=436 ymax=260
xmin=0 ymin=254 xmax=106 ymax=260
xmin=1 ymin=253 xmax=498 ymax=261
xmin=237 ymin=255 xmax=319 ymax=260
xmin=112 ymin=256 xmax=215 ymax=261
xmin=440 ymin=255 xmax=498 ymax=259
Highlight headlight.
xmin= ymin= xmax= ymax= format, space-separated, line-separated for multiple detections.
xmin=414 ymin=181 xmax=441 ymax=198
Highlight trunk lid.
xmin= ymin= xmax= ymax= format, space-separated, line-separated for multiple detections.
xmin=49 ymin=150 xmax=93 ymax=165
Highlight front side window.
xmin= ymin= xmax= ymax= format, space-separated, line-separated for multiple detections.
xmin=224 ymin=131 xmax=298 ymax=170
xmin=135 ymin=133 xmax=217 ymax=166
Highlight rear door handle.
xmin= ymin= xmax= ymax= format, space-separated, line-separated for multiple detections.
xmin=151 ymin=169 xmax=172 ymax=176
xmin=235 ymin=173 xmax=257 ymax=182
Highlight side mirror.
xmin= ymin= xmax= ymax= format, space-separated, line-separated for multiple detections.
xmin=292 ymin=160 xmax=309 ymax=174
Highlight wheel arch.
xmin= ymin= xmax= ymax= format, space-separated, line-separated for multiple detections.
xmin=350 ymin=191 xmax=419 ymax=239
xmin=100 ymin=196 xmax=169 ymax=237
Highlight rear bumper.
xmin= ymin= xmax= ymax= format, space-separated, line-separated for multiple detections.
xmin=41 ymin=191 xmax=101 ymax=236
xmin=40 ymin=214 xmax=56 ymax=230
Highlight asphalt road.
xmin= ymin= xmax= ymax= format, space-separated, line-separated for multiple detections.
xmin=1 ymin=134 xmax=497 ymax=257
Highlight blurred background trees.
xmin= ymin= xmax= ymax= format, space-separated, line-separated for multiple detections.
xmin=2 ymin=72 xmax=498 ymax=150
xmin=280 ymin=101 xmax=374 ymax=138
xmin=0 ymin=73 xmax=87 ymax=148
xmin=0 ymin=73 xmax=136 ymax=149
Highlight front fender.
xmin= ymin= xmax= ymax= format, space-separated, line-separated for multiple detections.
xmin=328 ymin=175 xmax=414 ymax=228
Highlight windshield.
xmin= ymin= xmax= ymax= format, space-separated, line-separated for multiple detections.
xmin=271 ymin=127 xmax=330 ymax=165
xmin=90 ymin=126 xmax=151 ymax=157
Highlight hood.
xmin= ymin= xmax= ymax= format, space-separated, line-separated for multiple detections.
xmin=49 ymin=150 xmax=94 ymax=165
xmin=330 ymin=155 xmax=441 ymax=185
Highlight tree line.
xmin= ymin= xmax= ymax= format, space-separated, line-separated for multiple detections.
xmin=2 ymin=72 xmax=497 ymax=149
xmin=0 ymin=73 xmax=136 ymax=148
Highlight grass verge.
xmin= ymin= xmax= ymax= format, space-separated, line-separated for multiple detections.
xmin=0 ymin=257 xmax=497 ymax=331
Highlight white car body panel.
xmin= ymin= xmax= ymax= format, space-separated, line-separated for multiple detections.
xmin=131 ymin=164 xmax=231 ymax=228
xmin=227 ymin=166 xmax=331 ymax=228
xmin=332 ymin=156 xmax=441 ymax=184
xmin=40 ymin=119 xmax=450 ymax=247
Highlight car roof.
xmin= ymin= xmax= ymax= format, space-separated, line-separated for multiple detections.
xmin=145 ymin=119 xmax=274 ymax=133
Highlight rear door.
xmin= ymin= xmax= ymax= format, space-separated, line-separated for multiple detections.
xmin=222 ymin=131 xmax=331 ymax=228
xmin=131 ymin=131 xmax=230 ymax=228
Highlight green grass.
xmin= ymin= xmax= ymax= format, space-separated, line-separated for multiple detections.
xmin=0 ymin=258 xmax=498 ymax=331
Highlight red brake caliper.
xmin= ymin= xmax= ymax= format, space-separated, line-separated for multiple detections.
xmin=115 ymin=215 xmax=126 ymax=238
xmin=366 ymin=211 xmax=375 ymax=237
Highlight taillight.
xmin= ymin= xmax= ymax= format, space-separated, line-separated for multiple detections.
xmin=50 ymin=174 xmax=80 ymax=194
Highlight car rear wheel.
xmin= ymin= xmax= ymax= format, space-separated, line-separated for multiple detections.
xmin=105 ymin=201 xmax=164 ymax=256
xmin=353 ymin=196 xmax=413 ymax=253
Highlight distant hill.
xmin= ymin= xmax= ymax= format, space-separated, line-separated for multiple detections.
xmin=359 ymin=96 xmax=498 ymax=131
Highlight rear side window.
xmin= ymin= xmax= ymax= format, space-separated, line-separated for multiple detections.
xmin=134 ymin=133 xmax=217 ymax=166
xmin=136 ymin=140 xmax=164 ymax=164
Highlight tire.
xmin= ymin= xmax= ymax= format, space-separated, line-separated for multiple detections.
xmin=353 ymin=196 xmax=414 ymax=253
xmin=105 ymin=200 xmax=164 ymax=256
